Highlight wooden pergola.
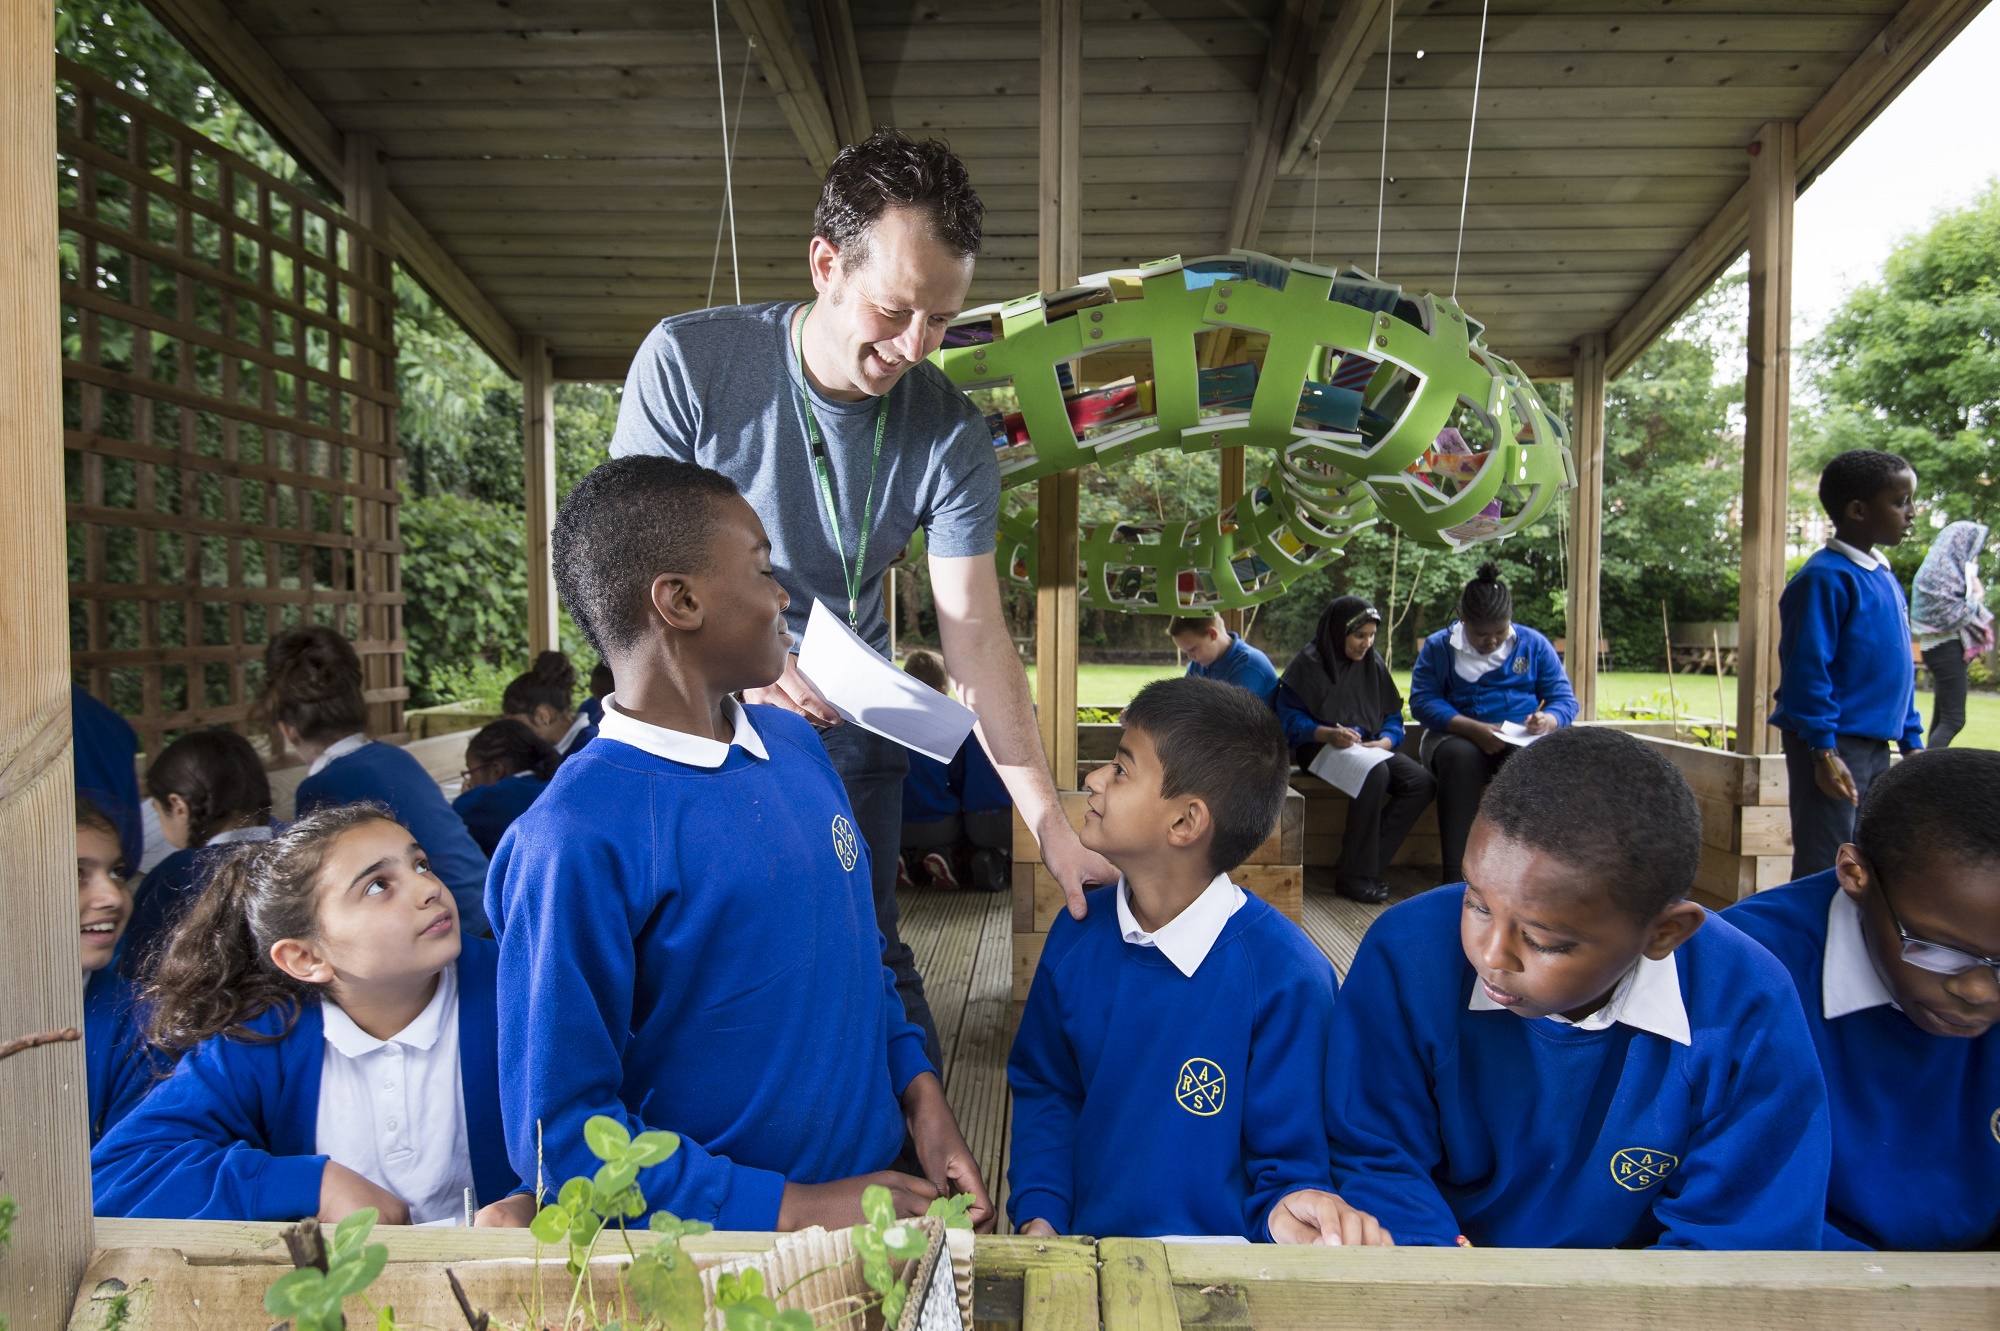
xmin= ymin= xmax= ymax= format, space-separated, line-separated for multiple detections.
xmin=1 ymin=0 xmax=1993 ymax=1325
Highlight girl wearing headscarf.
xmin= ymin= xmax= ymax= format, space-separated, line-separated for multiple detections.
xmin=1277 ymin=596 xmax=1436 ymax=904
xmin=1910 ymin=519 xmax=1994 ymax=749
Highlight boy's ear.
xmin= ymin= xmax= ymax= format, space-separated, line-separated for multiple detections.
xmin=647 ymin=571 xmax=703 ymax=632
xmin=1834 ymin=842 xmax=1874 ymax=903
xmin=268 ymin=936 xmax=335 ymax=987
xmin=1166 ymin=795 xmax=1214 ymax=852
xmin=1640 ymin=899 xmax=1708 ymax=961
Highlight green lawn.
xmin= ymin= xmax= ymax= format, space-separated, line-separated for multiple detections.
xmin=1025 ymin=663 xmax=2000 ymax=750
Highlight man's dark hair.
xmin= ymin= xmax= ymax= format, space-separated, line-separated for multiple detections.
xmin=1478 ymin=727 xmax=1702 ymax=922
xmin=1857 ymin=748 xmax=2000 ymax=885
xmin=553 ymin=456 xmax=741 ymax=655
xmin=813 ymin=129 xmax=983 ymax=271
xmin=1121 ymin=677 xmax=1290 ymax=875
xmin=1818 ymin=448 xmax=1911 ymax=520
xmin=1458 ymin=561 xmax=1512 ymax=625
xmin=1166 ymin=613 xmax=1221 ymax=638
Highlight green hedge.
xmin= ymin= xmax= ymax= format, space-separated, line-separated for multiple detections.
xmin=400 ymin=494 xmax=528 ymax=707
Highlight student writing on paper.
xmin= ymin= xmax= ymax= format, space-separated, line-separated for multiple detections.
xmin=1276 ymin=597 xmax=1434 ymax=905
xmin=1408 ymin=563 xmax=1577 ymax=885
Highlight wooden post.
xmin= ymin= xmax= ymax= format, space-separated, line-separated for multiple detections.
xmin=1736 ymin=122 xmax=1796 ymax=757
xmin=0 ymin=0 xmax=93 ymax=1323
xmin=1566 ymin=332 xmax=1607 ymax=723
xmin=1036 ymin=0 xmax=1082 ymax=784
xmin=521 ymin=335 xmax=559 ymax=656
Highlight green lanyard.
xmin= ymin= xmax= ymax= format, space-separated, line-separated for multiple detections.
xmin=793 ymin=300 xmax=887 ymax=629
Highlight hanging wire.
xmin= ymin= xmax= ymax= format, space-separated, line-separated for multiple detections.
xmin=705 ymin=35 xmax=753 ymax=307
xmin=1373 ymin=0 xmax=1394 ymax=274
xmin=711 ymin=0 xmax=743 ymax=306
xmin=1451 ymin=0 xmax=1492 ymax=299
xmin=1308 ymin=138 xmax=1322 ymax=264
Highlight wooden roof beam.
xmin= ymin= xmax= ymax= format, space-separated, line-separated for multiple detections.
xmin=1224 ymin=0 xmax=1324 ymax=251
xmin=806 ymin=0 xmax=872 ymax=148
xmin=1276 ymin=0 xmax=1394 ymax=179
xmin=725 ymin=0 xmax=842 ymax=174
xmin=1606 ymin=0 xmax=1989 ymax=377
xmin=140 ymin=0 xmax=523 ymax=379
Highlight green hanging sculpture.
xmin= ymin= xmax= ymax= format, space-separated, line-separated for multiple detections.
xmin=928 ymin=249 xmax=1573 ymax=614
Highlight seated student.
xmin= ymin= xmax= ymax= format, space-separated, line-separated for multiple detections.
xmin=267 ymin=626 xmax=492 ymax=935
xmin=1170 ymin=612 xmax=1280 ymax=705
xmin=503 ymin=651 xmax=598 ymax=760
xmin=78 ymin=798 xmax=158 ymax=1143
xmin=123 ymin=728 xmax=276 ymax=977
xmin=491 ymin=456 xmax=991 ymax=1230
xmin=580 ymin=659 xmax=614 ymax=726
xmin=1008 ymin=677 xmax=1383 ymax=1244
xmin=451 ymin=719 xmax=561 ymax=857
xmin=73 ymin=686 xmax=144 ymax=880
xmin=1304 ymin=727 xmax=1830 ymax=1249
xmin=1726 ymin=748 xmax=2000 ymax=1251
xmin=1409 ymin=563 xmax=1577 ymax=884
xmin=899 ymin=650 xmax=1011 ymax=893
xmin=1276 ymin=595 xmax=1435 ymax=905
xmin=91 ymin=803 xmax=524 ymax=1225
xmin=1770 ymin=449 xmax=1923 ymax=879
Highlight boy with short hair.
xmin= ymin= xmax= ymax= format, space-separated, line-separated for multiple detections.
xmin=1007 ymin=677 xmax=1384 ymax=1244
xmin=1169 ymin=613 xmax=1280 ymax=705
xmin=1771 ymin=448 xmax=1924 ymax=878
xmin=1726 ymin=748 xmax=2000 ymax=1250
xmin=1299 ymin=726 xmax=1831 ymax=1249
xmin=491 ymin=456 xmax=990 ymax=1230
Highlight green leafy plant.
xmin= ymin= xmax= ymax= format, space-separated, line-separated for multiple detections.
xmin=264 ymin=1209 xmax=390 ymax=1331
xmin=851 ymin=1186 xmax=931 ymax=1330
xmin=924 ymin=1193 xmax=977 ymax=1230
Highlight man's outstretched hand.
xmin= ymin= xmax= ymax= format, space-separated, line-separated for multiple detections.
xmin=1040 ymin=819 xmax=1119 ymax=921
xmin=744 ymin=653 xmax=842 ymax=727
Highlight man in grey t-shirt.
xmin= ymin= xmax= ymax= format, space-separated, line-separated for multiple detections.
xmin=610 ymin=133 xmax=1115 ymax=1081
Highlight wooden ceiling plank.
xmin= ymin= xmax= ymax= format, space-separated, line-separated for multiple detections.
xmin=806 ymin=0 xmax=873 ymax=145
xmin=1224 ymin=0 xmax=1324 ymax=251
xmin=1278 ymin=0 xmax=1393 ymax=175
xmin=723 ymin=0 xmax=842 ymax=173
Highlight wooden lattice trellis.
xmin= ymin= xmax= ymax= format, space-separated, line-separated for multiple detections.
xmin=57 ymin=58 xmax=404 ymax=760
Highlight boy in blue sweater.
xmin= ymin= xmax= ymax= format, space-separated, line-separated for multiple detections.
xmin=1170 ymin=613 xmax=1280 ymax=704
xmin=491 ymin=456 xmax=991 ymax=1232
xmin=1299 ymin=727 xmax=1831 ymax=1248
xmin=1771 ymin=449 xmax=1923 ymax=878
xmin=1726 ymin=748 xmax=2000 ymax=1250
xmin=1008 ymin=677 xmax=1386 ymax=1244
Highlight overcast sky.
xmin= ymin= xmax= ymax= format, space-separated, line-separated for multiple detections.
xmin=1792 ymin=3 xmax=2000 ymax=336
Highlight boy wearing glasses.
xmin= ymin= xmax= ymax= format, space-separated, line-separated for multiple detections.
xmin=1728 ymin=748 xmax=2000 ymax=1250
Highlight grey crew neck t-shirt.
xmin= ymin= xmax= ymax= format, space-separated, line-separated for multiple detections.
xmin=610 ymin=300 xmax=1001 ymax=657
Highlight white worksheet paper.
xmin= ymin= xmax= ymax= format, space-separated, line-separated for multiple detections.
xmin=1498 ymin=720 xmax=1541 ymax=747
xmin=1307 ymin=738 xmax=1393 ymax=797
xmin=795 ymin=599 xmax=979 ymax=764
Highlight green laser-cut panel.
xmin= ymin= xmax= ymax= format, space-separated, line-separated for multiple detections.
xmin=935 ymin=250 xmax=1574 ymax=614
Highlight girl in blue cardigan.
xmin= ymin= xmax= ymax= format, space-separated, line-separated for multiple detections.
xmin=451 ymin=719 xmax=560 ymax=857
xmin=78 ymin=798 xmax=158 ymax=1144
xmin=91 ymin=802 xmax=526 ymax=1226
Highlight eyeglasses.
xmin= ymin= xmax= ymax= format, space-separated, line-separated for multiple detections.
xmin=1878 ymin=881 xmax=2000 ymax=977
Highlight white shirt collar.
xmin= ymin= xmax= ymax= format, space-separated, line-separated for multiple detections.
xmin=321 ymin=962 xmax=456 ymax=1059
xmin=1823 ymin=887 xmax=1898 ymax=1018
xmin=596 ymin=693 xmax=768 ymax=769
xmin=1448 ymin=622 xmax=1517 ymax=682
xmin=1470 ymin=951 xmax=1691 ymax=1045
xmin=555 ymin=710 xmax=593 ymax=754
xmin=307 ymin=732 xmax=370 ymax=776
xmin=204 ymin=824 xmax=275 ymax=846
xmin=1826 ymin=537 xmax=1891 ymax=572
xmin=1114 ymin=873 xmax=1246 ymax=978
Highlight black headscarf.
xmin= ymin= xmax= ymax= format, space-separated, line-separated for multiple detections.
xmin=1279 ymin=594 xmax=1401 ymax=732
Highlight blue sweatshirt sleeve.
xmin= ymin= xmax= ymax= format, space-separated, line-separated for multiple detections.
xmin=1776 ymin=569 xmax=1848 ymax=751
xmin=1242 ymin=944 xmax=1338 ymax=1240
xmin=1323 ymin=925 xmax=1464 ymax=1247
xmin=1532 ymin=634 xmax=1579 ymax=726
xmin=1902 ymin=689 xmax=1925 ymax=751
xmin=1005 ymin=927 xmax=1086 ymax=1233
xmin=1274 ymin=684 xmax=1322 ymax=749
xmin=1407 ymin=637 xmax=1458 ymax=734
xmin=1379 ymin=711 xmax=1406 ymax=748
xmin=90 ymin=1035 xmax=326 ymax=1221
xmin=878 ymin=925 xmax=935 ymax=1096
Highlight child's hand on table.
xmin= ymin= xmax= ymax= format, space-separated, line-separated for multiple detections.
xmin=319 ymin=1160 xmax=410 ymax=1225
xmin=1267 ymin=1189 xmax=1394 ymax=1246
xmin=777 ymin=1170 xmax=939 ymax=1231
xmin=902 ymin=1070 xmax=997 ymax=1232
xmin=474 ymin=1192 xmax=539 ymax=1227
xmin=1017 ymin=1218 xmax=1059 ymax=1238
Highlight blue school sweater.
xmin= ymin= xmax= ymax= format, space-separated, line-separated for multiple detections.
xmin=84 ymin=966 xmax=164 ymax=1144
xmin=1326 ymin=886 xmax=1831 ymax=1249
xmin=903 ymin=751 xmax=957 ymax=824
xmin=90 ymin=936 xmax=516 ymax=1220
xmin=294 ymin=742 xmax=491 ymax=934
xmin=1408 ymin=624 xmax=1577 ymax=734
xmin=486 ymin=705 xmax=933 ymax=1230
xmin=1726 ymin=873 xmax=2000 ymax=1250
xmin=72 ymin=686 xmax=143 ymax=873
xmin=1273 ymin=684 xmax=1407 ymax=751
xmin=1007 ymin=886 xmax=1337 ymax=1239
xmin=1768 ymin=547 xmax=1923 ymax=750
xmin=452 ymin=773 xmax=550 ymax=857
xmin=1185 ymin=634 xmax=1280 ymax=704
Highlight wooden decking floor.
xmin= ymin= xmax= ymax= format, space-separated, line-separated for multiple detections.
xmin=901 ymin=865 xmax=1440 ymax=1227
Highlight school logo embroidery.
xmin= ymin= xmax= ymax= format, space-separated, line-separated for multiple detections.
xmin=1990 ymin=1107 xmax=1999 ymax=1145
xmin=1175 ymin=1058 xmax=1226 ymax=1116
xmin=1608 ymin=1147 xmax=1679 ymax=1192
xmin=1510 ymin=654 xmax=1529 ymax=674
xmin=831 ymin=815 xmax=859 ymax=872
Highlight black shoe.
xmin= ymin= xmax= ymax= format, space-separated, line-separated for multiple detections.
xmin=970 ymin=847 xmax=1010 ymax=893
xmin=1335 ymin=875 xmax=1389 ymax=904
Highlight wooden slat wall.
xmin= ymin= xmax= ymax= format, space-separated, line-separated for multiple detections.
xmin=58 ymin=59 xmax=405 ymax=758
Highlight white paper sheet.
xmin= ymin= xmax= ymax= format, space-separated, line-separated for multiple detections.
xmin=1154 ymin=1235 xmax=1251 ymax=1245
xmin=795 ymin=599 xmax=979 ymax=764
xmin=1307 ymin=738 xmax=1393 ymax=796
xmin=1498 ymin=720 xmax=1542 ymax=747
